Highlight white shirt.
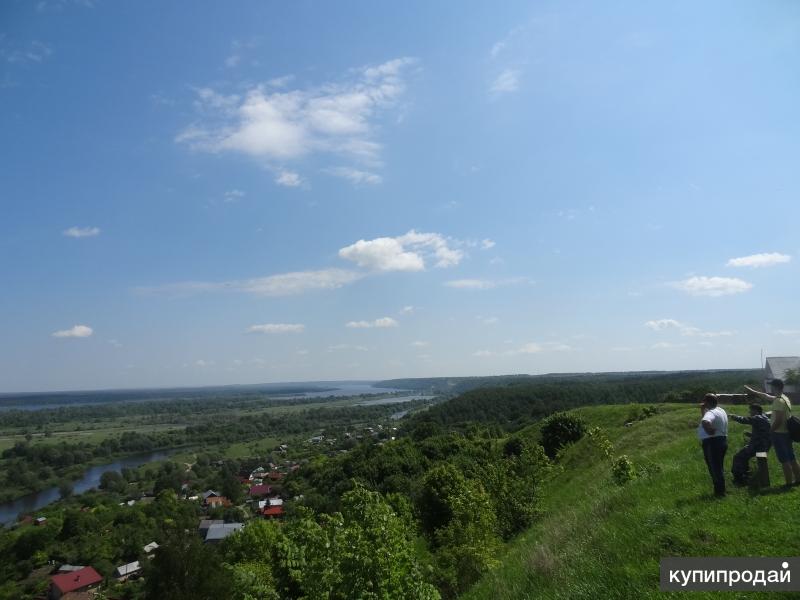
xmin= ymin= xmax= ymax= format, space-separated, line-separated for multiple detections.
xmin=699 ymin=407 xmax=728 ymax=439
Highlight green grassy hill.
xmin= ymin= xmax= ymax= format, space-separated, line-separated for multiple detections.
xmin=465 ymin=404 xmax=800 ymax=600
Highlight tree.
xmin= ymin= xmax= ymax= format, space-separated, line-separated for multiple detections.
xmin=58 ymin=480 xmax=73 ymax=499
xmin=539 ymin=412 xmax=586 ymax=459
xmin=144 ymin=531 xmax=234 ymax=600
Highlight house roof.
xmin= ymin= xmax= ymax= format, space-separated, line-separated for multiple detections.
xmin=204 ymin=522 xmax=243 ymax=541
xmin=143 ymin=542 xmax=159 ymax=553
xmin=57 ymin=565 xmax=85 ymax=573
xmin=115 ymin=561 xmax=141 ymax=577
xmin=51 ymin=567 xmax=103 ymax=594
xmin=249 ymin=484 xmax=271 ymax=497
xmin=263 ymin=506 xmax=284 ymax=517
xmin=202 ymin=490 xmax=220 ymax=500
xmin=766 ymin=357 xmax=800 ymax=381
xmin=199 ymin=519 xmax=224 ymax=530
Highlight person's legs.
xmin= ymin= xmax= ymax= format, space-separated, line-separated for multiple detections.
xmin=731 ymin=445 xmax=755 ymax=484
xmin=772 ymin=433 xmax=795 ymax=486
xmin=702 ymin=439 xmax=715 ymax=491
xmin=708 ymin=437 xmax=727 ymax=496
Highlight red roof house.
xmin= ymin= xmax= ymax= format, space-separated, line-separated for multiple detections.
xmin=248 ymin=484 xmax=272 ymax=497
xmin=262 ymin=505 xmax=284 ymax=518
xmin=50 ymin=566 xmax=102 ymax=599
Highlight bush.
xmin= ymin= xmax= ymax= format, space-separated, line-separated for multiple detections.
xmin=540 ymin=413 xmax=586 ymax=459
xmin=611 ymin=455 xmax=637 ymax=486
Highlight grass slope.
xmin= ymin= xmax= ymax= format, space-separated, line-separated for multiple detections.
xmin=465 ymin=404 xmax=800 ymax=600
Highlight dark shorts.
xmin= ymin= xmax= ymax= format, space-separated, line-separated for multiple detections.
xmin=772 ymin=432 xmax=796 ymax=463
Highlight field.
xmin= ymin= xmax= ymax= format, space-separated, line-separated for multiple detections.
xmin=465 ymin=404 xmax=800 ymax=600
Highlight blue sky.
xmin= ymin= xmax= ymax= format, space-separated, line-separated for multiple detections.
xmin=2 ymin=1 xmax=799 ymax=392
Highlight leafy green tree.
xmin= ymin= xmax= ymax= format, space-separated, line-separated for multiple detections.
xmin=144 ymin=531 xmax=234 ymax=600
xmin=539 ymin=412 xmax=586 ymax=458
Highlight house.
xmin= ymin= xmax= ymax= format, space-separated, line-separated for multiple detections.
xmin=206 ymin=496 xmax=231 ymax=509
xmin=268 ymin=498 xmax=283 ymax=507
xmin=267 ymin=471 xmax=283 ymax=481
xmin=114 ymin=560 xmax=141 ymax=581
xmin=201 ymin=490 xmax=221 ymax=502
xmin=248 ymin=484 xmax=271 ymax=498
xmin=765 ymin=356 xmax=800 ymax=399
xmin=35 ymin=516 xmax=48 ymax=526
xmin=198 ymin=519 xmax=224 ymax=539
xmin=262 ymin=505 xmax=284 ymax=519
xmin=142 ymin=541 xmax=159 ymax=554
xmin=49 ymin=566 xmax=102 ymax=600
xmin=56 ymin=565 xmax=85 ymax=574
xmin=204 ymin=522 xmax=243 ymax=543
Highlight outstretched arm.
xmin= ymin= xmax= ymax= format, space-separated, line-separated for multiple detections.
xmin=744 ymin=385 xmax=775 ymax=401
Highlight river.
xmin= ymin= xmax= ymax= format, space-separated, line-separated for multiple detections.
xmin=0 ymin=450 xmax=172 ymax=526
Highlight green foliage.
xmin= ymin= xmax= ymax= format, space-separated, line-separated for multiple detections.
xmin=540 ymin=412 xmax=586 ymax=459
xmin=611 ymin=455 xmax=637 ymax=486
xmin=144 ymin=531 xmax=234 ymax=600
xmin=586 ymin=426 xmax=613 ymax=460
xmin=785 ymin=368 xmax=800 ymax=386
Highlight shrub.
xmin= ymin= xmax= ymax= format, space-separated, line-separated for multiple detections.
xmin=611 ymin=455 xmax=637 ymax=486
xmin=586 ymin=427 xmax=613 ymax=460
xmin=540 ymin=412 xmax=586 ymax=459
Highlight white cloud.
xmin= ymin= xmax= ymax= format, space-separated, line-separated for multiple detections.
xmin=176 ymin=57 xmax=416 ymax=179
xmin=108 ymin=339 xmax=122 ymax=348
xmin=473 ymin=350 xmax=494 ymax=357
xmin=275 ymin=170 xmax=302 ymax=187
xmin=195 ymin=359 xmax=214 ymax=367
xmin=52 ymin=325 xmax=93 ymax=338
xmin=674 ymin=276 xmax=752 ymax=297
xmin=247 ymin=323 xmax=305 ymax=334
xmin=327 ymin=344 xmax=369 ymax=352
xmin=140 ymin=268 xmax=362 ymax=297
xmin=400 ymin=305 xmax=415 ymax=315
xmin=3 ymin=40 xmax=52 ymax=64
xmin=338 ymin=230 xmax=463 ymax=272
xmin=326 ymin=166 xmax=382 ymax=185
xmin=651 ymin=342 xmax=685 ymax=350
xmin=411 ymin=340 xmax=429 ymax=347
xmin=479 ymin=316 xmax=499 ymax=325
xmin=645 ymin=318 xmax=734 ymax=338
xmin=726 ymin=252 xmax=791 ymax=268
xmin=445 ymin=277 xmax=530 ymax=290
xmin=345 ymin=317 xmax=398 ymax=329
xmin=63 ymin=226 xmax=100 ymax=238
xmin=490 ymin=69 xmax=520 ymax=94
xmin=776 ymin=329 xmax=800 ymax=336
xmin=223 ymin=189 xmax=245 ymax=203
xmin=481 ymin=238 xmax=496 ymax=250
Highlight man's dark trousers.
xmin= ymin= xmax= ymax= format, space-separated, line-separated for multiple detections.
xmin=702 ymin=436 xmax=728 ymax=496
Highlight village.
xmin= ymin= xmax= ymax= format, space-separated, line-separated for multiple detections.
xmin=7 ymin=419 xmax=406 ymax=600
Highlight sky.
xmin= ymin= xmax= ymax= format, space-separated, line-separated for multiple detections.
xmin=2 ymin=1 xmax=800 ymax=393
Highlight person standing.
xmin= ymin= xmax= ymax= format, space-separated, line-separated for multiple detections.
xmin=728 ymin=403 xmax=771 ymax=485
xmin=698 ymin=393 xmax=728 ymax=497
xmin=745 ymin=379 xmax=800 ymax=487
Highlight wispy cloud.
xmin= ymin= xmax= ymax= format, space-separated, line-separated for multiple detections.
xmin=325 ymin=166 xmax=382 ymax=185
xmin=328 ymin=344 xmax=369 ymax=352
xmin=673 ymin=276 xmax=752 ymax=297
xmin=490 ymin=68 xmax=520 ymax=94
xmin=52 ymin=325 xmax=93 ymax=338
xmin=339 ymin=230 xmax=463 ymax=272
xmin=247 ymin=323 xmax=305 ymax=334
xmin=139 ymin=268 xmax=363 ymax=297
xmin=2 ymin=40 xmax=52 ymax=64
xmin=223 ymin=189 xmax=245 ymax=203
xmin=275 ymin=170 xmax=302 ymax=187
xmin=645 ymin=319 xmax=734 ymax=338
xmin=176 ymin=57 xmax=416 ymax=184
xmin=726 ymin=252 xmax=791 ymax=268
xmin=63 ymin=226 xmax=100 ymax=238
xmin=445 ymin=277 xmax=531 ymax=290
xmin=346 ymin=317 xmax=398 ymax=329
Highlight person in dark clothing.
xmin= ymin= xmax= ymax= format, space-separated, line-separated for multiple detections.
xmin=729 ymin=403 xmax=771 ymax=485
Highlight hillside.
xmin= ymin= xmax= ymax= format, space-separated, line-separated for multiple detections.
xmin=464 ymin=403 xmax=800 ymax=599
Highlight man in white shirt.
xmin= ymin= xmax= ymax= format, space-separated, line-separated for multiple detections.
xmin=699 ymin=393 xmax=728 ymax=497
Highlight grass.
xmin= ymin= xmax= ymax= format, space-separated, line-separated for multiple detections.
xmin=464 ymin=404 xmax=800 ymax=600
